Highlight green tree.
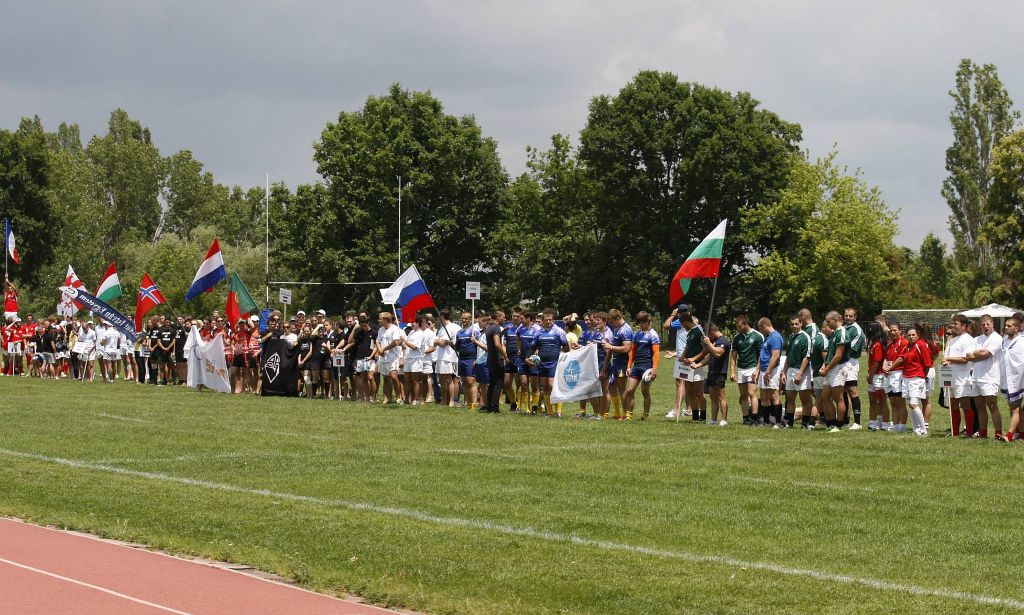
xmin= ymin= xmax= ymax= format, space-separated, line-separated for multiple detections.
xmin=312 ymin=84 xmax=509 ymax=310
xmin=578 ymin=70 xmax=801 ymax=313
xmin=86 ymin=109 xmax=165 ymax=250
xmin=913 ymin=233 xmax=951 ymax=300
xmin=743 ymin=152 xmax=899 ymax=319
xmin=942 ymin=59 xmax=1019 ymax=279
xmin=489 ymin=134 xmax=602 ymax=312
xmin=985 ymin=129 xmax=1024 ymax=304
xmin=0 ymin=116 xmax=58 ymax=287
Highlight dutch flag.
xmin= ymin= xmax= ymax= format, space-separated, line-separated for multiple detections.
xmin=185 ymin=238 xmax=227 ymax=301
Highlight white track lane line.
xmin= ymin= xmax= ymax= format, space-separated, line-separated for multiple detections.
xmin=0 ymin=556 xmax=196 ymax=615
xmin=2 ymin=447 xmax=1022 ymax=611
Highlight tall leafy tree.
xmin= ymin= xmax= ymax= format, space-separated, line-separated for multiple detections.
xmin=86 ymin=109 xmax=165 ymax=250
xmin=913 ymin=233 xmax=952 ymax=300
xmin=579 ymin=70 xmax=801 ymax=313
xmin=743 ymin=152 xmax=899 ymax=319
xmin=313 ymin=84 xmax=508 ymax=308
xmin=942 ymin=59 xmax=1019 ymax=277
xmin=985 ymin=129 xmax=1024 ymax=304
xmin=0 ymin=116 xmax=58 ymax=286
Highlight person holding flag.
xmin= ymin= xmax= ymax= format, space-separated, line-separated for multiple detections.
xmin=4 ymin=275 xmax=18 ymax=322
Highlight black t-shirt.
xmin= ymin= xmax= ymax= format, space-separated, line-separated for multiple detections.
xmin=297 ymin=338 xmax=313 ymax=360
xmin=485 ymin=323 xmax=503 ymax=362
xmin=55 ymin=334 xmax=68 ymax=352
xmin=159 ymin=326 xmax=175 ymax=351
xmin=148 ymin=329 xmax=161 ymax=354
xmin=42 ymin=331 xmax=55 ymax=352
xmin=355 ymin=327 xmax=376 ymax=360
xmin=709 ymin=336 xmax=731 ymax=374
xmin=173 ymin=325 xmax=188 ymax=355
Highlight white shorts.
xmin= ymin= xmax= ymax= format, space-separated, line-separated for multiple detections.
xmin=826 ymin=365 xmax=847 ymax=389
xmin=423 ymin=362 xmax=434 ymax=375
xmin=903 ymin=377 xmax=927 ymax=401
xmin=355 ymin=359 xmax=372 ymax=374
xmin=843 ymin=359 xmax=860 ymax=384
xmin=974 ymin=381 xmax=999 ymax=397
xmin=404 ymin=359 xmax=427 ymax=374
xmin=926 ymin=367 xmax=935 ymax=394
xmin=685 ymin=364 xmax=706 ymax=382
xmin=736 ymin=366 xmax=757 ymax=384
xmin=759 ymin=366 xmax=781 ymax=390
xmin=885 ymin=371 xmax=904 ymax=395
xmin=952 ymin=380 xmax=976 ymax=399
xmin=56 ymin=351 xmax=69 ymax=360
xmin=785 ymin=367 xmax=812 ymax=391
xmin=7 ymin=342 xmax=22 ymax=355
xmin=437 ymin=360 xmax=457 ymax=375
xmin=867 ymin=373 xmax=885 ymax=392
xmin=102 ymin=349 xmax=120 ymax=361
xmin=812 ymin=375 xmax=825 ymax=391
xmin=379 ymin=358 xmax=399 ymax=374
xmin=41 ymin=352 xmax=55 ymax=364
xmin=3 ymin=311 xmax=17 ymax=321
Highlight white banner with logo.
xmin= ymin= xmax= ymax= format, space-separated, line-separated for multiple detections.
xmin=183 ymin=326 xmax=231 ymax=393
xmin=550 ymin=343 xmax=602 ymax=403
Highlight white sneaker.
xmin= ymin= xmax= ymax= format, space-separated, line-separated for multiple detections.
xmin=664 ymin=409 xmax=679 ymax=419
xmin=719 ymin=420 xmax=728 ymax=427
xmin=849 ymin=423 xmax=862 ymax=431
xmin=914 ymin=427 xmax=928 ymax=437
xmin=868 ymin=420 xmax=878 ymax=431
xmin=682 ymin=409 xmax=693 ymax=417
xmin=706 ymin=418 xmax=716 ymax=425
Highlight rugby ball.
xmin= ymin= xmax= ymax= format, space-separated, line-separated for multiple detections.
xmin=642 ymin=368 xmax=655 ymax=383
xmin=527 ymin=354 xmax=541 ymax=367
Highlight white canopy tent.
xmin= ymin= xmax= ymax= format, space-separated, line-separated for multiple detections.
xmin=959 ymin=303 xmax=1021 ymax=318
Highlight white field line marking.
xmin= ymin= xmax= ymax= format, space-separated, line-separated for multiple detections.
xmin=736 ymin=476 xmax=878 ymax=494
xmin=0 ymin=556 xmax=195 ymax=615
xmin=1 ymin=448 xmax=1021 ymax=610
xmin=96 ymin=413 xmax=150 ymax=424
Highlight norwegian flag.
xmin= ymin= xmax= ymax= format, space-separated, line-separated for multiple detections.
xmin=135 ymin=272 xmax=168 ymax=331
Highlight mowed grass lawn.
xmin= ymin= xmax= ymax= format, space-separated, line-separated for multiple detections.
xmin=1 ymin=371 xmax=1022 ymax=615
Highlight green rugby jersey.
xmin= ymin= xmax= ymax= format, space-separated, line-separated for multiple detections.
xmin=732 ymin=329 xmax=764 ymax=370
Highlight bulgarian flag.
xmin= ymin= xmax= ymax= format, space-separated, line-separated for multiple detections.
xmin=225 ymin=272 xmax=258 ymax=325
xmin=669 ymin=219 xmax=727 ymax=307
xmin=95 ymin=262 xmax=122 ymax=303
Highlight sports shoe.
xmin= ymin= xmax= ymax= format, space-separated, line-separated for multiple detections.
xmin=868 ymin=421 xmax=878 ymax=431
xmin=682 ymin=409 xmax=693 ymax=417
xmin=826 ymin=426 xmax=841 ymax=433
xmin=719 ymin=420 xmax=727 ymax=427
xmin=575 ymin=411 xmax=587 ymax=419
xmin=706 ymin=418 xmax=716 ymax=425
xmin=849 ymin=423 xmax=862 ymax=431
xmin=665 ymin=409 xmax=679 ymax=419
xmin=914 ymin=428 xmax=928 ymax=437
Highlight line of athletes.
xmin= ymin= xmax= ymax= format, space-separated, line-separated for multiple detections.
xmin=665 ymin=305 xmax=1024 ymax=439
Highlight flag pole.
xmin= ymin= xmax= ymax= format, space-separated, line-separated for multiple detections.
xmin=705 ymin=276 xmax=719 ymax=331
xmin=265 ymin=173 xmax=270 ymax=306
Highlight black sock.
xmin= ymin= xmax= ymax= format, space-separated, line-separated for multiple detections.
xmin=852 ymin=397 xmax=862 ymax=423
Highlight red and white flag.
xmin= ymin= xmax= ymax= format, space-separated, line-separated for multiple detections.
xmin=58 ymin=265 xmax=86 ymax=316
xmin=135 ymin=272 xmax=168 ymax=331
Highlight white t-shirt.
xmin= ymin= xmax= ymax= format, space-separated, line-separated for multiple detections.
xmin=78 ymin=327 xmax=97 ymax=349
xmin=406 ymin=328 xmax=426 ymax=361
xmin=434 ymin=322 xmax=460 ymax=363
xmin=421 ymin=328 xmax=436 ymax=363
xmin=973 ymin=331 xmax=1002 ymax=384
xmin=377 ymin=324 xmax=405 ymax=362
xmin=945 ymin=332 xmax=976 ymax=384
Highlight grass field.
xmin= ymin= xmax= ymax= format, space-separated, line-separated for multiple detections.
xmin=1 ymin=372 xmax=1022 ymax=614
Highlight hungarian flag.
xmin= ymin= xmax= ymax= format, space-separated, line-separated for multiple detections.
xmin=669 ymin=219 xmax=727 ymax=307
xmin=225 ymin=272 xmax=258 ymax=325
xmin=95 ymin=262 xmax=122 ymax=303
xmin=135 ymin=272 xmax=168 ymax=331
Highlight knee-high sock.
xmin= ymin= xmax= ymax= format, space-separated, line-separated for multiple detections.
xmin=611 ymin=394 xmax=621 ymax=415
xmin=951 ymin=405 xmax=962 ymax=436
xmin=851 ymin=397 xmax=861 ymax=423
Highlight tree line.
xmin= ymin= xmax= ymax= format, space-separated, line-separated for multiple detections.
xmin=1 ymin=63 xmax=1020 ymax=323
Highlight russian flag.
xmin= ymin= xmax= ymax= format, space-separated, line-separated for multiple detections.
xmin=185 ymin=238 xmax=227 ymax=301
xmin=4 ymin=218 xmax=19 ymax=265
xmin=380 ymin=265 xmax=436 ymax=323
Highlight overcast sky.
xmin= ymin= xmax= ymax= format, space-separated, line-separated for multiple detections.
xmin=4 ymin=1 xmax=1023 ymax=247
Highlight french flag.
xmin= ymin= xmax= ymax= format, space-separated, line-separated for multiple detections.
xmin=185 ymin=238 xmax=227 ymax=301
xmin=380 ymin=265 xmax=436 ymax=323
xmin=4 ymin=218 xmax=19 ymax=265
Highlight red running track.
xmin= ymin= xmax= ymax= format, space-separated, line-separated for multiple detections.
xmin=0 ymin=517 xmax=403 ymax=615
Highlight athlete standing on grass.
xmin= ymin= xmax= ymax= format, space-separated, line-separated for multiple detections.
xmin=784 ymin=315 xmax=813 ymax=429
xmin=531 ymin=309 xmax=568 ymax=417
xmin=998 ymin=317 xmax=1024 ymax=441
xmin=757 ymin=317 xmax=784 ymax=426
xmin=590 ymin=311 xmax=613 ymax=419
xmin=865 ymin=321 xmax=889 ymax=431
xmin=517 ymin=311 xmax=540 ymax=414
xmin=886 ymin=324 xmax=932 ymax=436
xmin=695 ymin=324 xmax=730 ymax=426
xmin=502 ymin=308 xmax=523 ymax=412
xmin=681 ymin=312 xmax=708 ymax=422
xmin=604 ymin=309 xmax=633 ymax=420
xmin=622 ymin=311 xmax=659 ymax=421
xmin=728 ymin=315 xmax=762 ymax=425
xmin=942 ymin=314 xmax=977 ymax=437
xmin=843 ymin=308 xmax=865 ymax=429
xmin=967 ymin=314 xmax=1003 ymax=440
xmin=664 ymin=305 xmax=691 ymax=420
xmin=819 ymin=311 xmax=848 ymax=433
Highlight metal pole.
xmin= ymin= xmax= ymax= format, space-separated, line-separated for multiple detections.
xmin=705 ymin=276 xmax=719 ymax=331
xmin=397 ymin=176 xmax=401 ymax=274
xmin=265 ymin=173 xmax=270 ymax=305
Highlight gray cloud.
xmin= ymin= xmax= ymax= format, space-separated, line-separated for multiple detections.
xmin=3 ymin=1 xmax=1023 ymax=248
